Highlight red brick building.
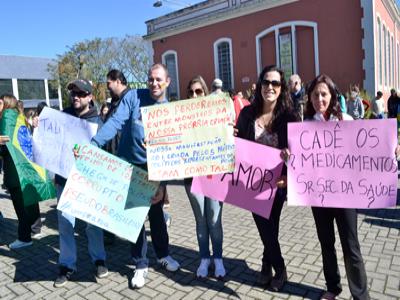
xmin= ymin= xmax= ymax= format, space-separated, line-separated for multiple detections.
xmin=145 ymin=0 xmax=400 ymax=102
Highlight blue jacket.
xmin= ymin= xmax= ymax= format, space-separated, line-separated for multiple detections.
xmin=92 ymin=89 xmax=167 ymax=165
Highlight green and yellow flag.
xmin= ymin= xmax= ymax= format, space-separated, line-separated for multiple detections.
xmin=0 ymin=109 xmax=56 ymax=206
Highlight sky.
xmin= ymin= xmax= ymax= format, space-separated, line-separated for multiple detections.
xmin=0 ymin=0 xmax=201 ymax=59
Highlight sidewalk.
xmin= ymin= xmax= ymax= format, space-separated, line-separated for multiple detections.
xmin=0 ymin=179 xmax=399 ymax=299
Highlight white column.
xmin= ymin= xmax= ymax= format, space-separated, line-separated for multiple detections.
xmin=11 ymin=78 xmax=19 ymax=99
xmin=58 ymin=85 xmax=63 ymax=110
xmin=44 ymin=79 xmax=50 ymax=106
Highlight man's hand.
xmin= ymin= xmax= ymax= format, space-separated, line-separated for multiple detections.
xmin=0 ymin=135 xmax=10 ymax=145
xmin=151 ymin=185 xmax=166 ymax=205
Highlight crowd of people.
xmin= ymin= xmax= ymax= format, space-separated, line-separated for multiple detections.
xmin=1 ymin=62 xmax=399 ymax=300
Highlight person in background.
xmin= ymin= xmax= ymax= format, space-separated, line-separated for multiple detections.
xmin=99 ymin=103 xmax=110 ymax=122
xmin=288 ymin=74 xmax=305 ymax=119
xmin=0 ymin=94 xmax=41 ymax=249
xmin=303 ymin=74 xmax=369 ymax=300
xmin=184 ymin=75 xmax=226 ymax=278
xmin=346 ymin=86 xmax=364 ymax=119
xmin=387 ymin=88 xmax=399 ymax=118
xmin=233 ymin=91 xmax=250 ymax=125
xmin=236 ymin=65 xmax=299 ymax=291
xmin=211 ymin=78 xmax=224 ymax=95
xmin=371 ymin=91 xmax=385 ymax=119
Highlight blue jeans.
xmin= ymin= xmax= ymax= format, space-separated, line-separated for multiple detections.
xmin=130 ymin=199 xmax=169 ymax=268
xmin=56 ymin=184 xmax=106 ymax=270
xmin=184 ymin=179 xmax=223 ymax=259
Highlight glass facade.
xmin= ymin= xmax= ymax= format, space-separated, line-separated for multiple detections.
xmin=18 ymin=79 xmax=46 ymax=100
xmin=0 ymin=79 xmax=13 ymax=96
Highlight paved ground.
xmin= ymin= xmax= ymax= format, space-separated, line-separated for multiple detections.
xmin=0 ymin=177 xmax=399 ymax=299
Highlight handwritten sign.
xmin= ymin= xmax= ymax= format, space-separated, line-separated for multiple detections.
xmin=32 ymin=107 xmax=98 ymax=178
xmin=287 ymin=119 xmax=398 ymax=208
xmin=191 ymin=137 xmax=284 ymax=218
xmin=141 ymin=94 xmax=235 ymax=180
xmin=57 ymin=144 xmax=158 ymax=243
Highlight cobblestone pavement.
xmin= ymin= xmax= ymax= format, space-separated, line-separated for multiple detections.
xmin=0 ymin=179 xmax=399 ymax=299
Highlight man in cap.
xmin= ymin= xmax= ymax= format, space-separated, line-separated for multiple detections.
xmin=53 ymin=79 xmax=108 ymax=287
xmin=211 ymin=78 xmax=224 ymax=95
xmin=91 ymin=64 xmax=180 ymax=289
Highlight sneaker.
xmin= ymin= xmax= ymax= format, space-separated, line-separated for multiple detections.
xmin=320 ymin=291 xmax=337 ymax=300
xmin=157 ymin=255 xmax=180 ymax=272
xmin=9 ymin=239 xmax=33 ymax=249
xmin=131 ymin=267 xmax=148 ymax=289
xmin=256 ymin=265 xmax=273 ymax=286
xmin=196 ymin=258 xmax=210 ymax=278
xmin=214 ymin=258 xmax=226 ymax=278
xmin=54 ymin=266 xmax=74 ymax=288
xmin=95 ymin=260 xmax=109 ymax=278
xmin=31 ymin=232 xmax=43 ymax=239
xmin=270 ymin=268 xmax=288 ymax=291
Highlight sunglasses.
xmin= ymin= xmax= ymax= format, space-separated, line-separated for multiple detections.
xmin=261 ymin=79 xmax=282 ymax=88
xmin=70 ymin=91 xmax=89 ymax=98
xmin=188 ymin=88 xmax=204 ymax=97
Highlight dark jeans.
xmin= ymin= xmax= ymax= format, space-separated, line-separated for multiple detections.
xmin=252 ymin=188 xmax=286 ymax=275
xmin=312 ymin=207 xmax=369 ymax=300
xmin=10 ymin=186 xmax=40 ymax=242
xmin=130 ymin=198 xmax=169 ymax=268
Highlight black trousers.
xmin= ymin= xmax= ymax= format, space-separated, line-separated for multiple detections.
xmin=312 ymin=207 xmax=369 ymax=300
xmin=10 ymin=186 xmax=40 ymax=242
xmin=252 ymin=189 xmax=286 ymax=275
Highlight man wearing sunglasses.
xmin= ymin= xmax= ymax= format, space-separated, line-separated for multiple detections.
xmin=91 ymin=64 xmax=180 ymax=289
xmin=53 ymin=79 xmax=108 ymax=287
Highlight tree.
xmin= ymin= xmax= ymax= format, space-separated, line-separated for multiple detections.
xmin=48 ymin=35 xmax=152 ymax=107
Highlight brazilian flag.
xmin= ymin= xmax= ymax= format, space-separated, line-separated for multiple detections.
xmin=0 ymin=109 xmax=56 ymax=206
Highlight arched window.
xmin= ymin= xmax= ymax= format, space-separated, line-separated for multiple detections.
xmin=213 ymin=38 xmax=234 ymax=90
xmin=162 ymin=50 xmax=180 ymax=100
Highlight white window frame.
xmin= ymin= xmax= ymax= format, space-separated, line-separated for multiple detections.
xmin=161 ymin=50 xmax=180 ymax=99
xmin=213 ymin=37 xmax=235 ymax=90
xmin=255 ymin=20 xmax=319 ymax=77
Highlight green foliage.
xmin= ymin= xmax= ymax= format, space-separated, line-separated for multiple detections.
xmin=47 ymin=35 xmax=152 ymax=107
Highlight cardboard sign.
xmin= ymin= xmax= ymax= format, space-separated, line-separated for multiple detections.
xmin=287 ymin=119 xmax=398 ymax=208
xmin=191 ymin=137 xmax=284 ymax=218
xmin=32 ymin=107 xmax=98 ymax=178
xmin=141 ymin=94 xmax=235 ymax=180
xmin=57 ymin=144 xmax=158 ymax=243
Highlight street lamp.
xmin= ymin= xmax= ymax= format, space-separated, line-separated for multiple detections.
xmin=153 ymin=0 xmax=192 ymax=8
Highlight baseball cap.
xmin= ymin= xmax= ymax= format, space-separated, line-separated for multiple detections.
xmin=67 ymin=79 xmax=93 ymax=94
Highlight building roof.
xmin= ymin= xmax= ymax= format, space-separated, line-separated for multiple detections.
xmin=144 ymin=0 xmax=298 ymax=41
xmin=0 ymin=55 xmax=55 ymax=79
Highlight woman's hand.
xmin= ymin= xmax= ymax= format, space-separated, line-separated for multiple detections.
xmin=0 ymin=135 xmax=10 ymax=145
xmin=276 ymin=175 xmax=287 ymax=188
xmin=280 ymin=148 xmax=290 ymax=163
xmin=396 ymin=145 xmax=400 ymax=161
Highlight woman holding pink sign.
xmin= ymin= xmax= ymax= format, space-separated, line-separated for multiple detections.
xmin=183 ymin=75 xmax=226 ymax=279
xmin=303 ymin=74 xmax=369 ymax=300
xmin=236 ymin=65 xmax=299 ymax=291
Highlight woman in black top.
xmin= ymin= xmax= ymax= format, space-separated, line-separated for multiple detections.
xmin=236 ymin=65 xmax=299 ymax=291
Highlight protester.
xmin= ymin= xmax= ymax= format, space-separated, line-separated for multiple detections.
xmin=371 ymin=91 xmax=385 ymax=119
xmin=53 ymin=79 xmax=108 ymax=288
xmin=346 ymin=86 xmax=364 ymax=119
xmin=32 ymin=102 xmax=48 ymax=130
xmin=183 ymin=75 xmax=225 ymax=278
xmin=99 ymin=103 xmax=109 ymax=122
xmin=303 ymin=74 xmax=369 ymax=300
xmin=232 ymin=91 xmax=250 ymax=125
xmin=247 ymin=83 xmax=256 ymax=103
xmin=211 ymin=78 xmax=224 ymax=95
xmin=288 ymin=74 xmax=305 ymax=118
xmin=236 ymin=65 xmax=299 ymax=291
xmin=387 ymin=88 xmax=399 ymax=118
xmin=91 ymin=64 xmax=180 ymax=289
xmin=0 ymin=94 xmax=41 ymax=249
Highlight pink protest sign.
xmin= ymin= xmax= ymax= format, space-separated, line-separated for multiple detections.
xmin=191 ymin=137 xmax=284 ymax=218
xmin=287 ymin=119 xmax=398 ymax=209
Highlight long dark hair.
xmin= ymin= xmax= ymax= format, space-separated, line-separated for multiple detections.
xmin=304 ymin=74 xmax=343 ymax=120
xmin=253 ymin=65 xmax=294 ymax=131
